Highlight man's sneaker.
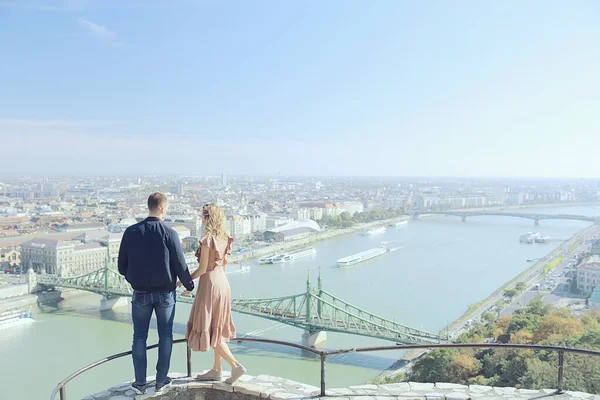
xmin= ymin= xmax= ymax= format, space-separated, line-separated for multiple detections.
xmin=130 ymin=382 xmax=146 ymax=395
xmin=155 ymin=377 xmax=172 ymax=393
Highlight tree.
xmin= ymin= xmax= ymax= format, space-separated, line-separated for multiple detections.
xmin=482 ymin=312 xmax=496 ymax=323
xmin=450 ymin=353 xmax=481 ymax=381
xmin=504 ymin=289 xmax=518 ymax=299
xmin=515 ymin=282 xmax=527 ymax=292
xmin=534 ymin=314 xmax=584 ymax=343
xmin=340 ymin=211 xmax=352 ymax=221
xmin=408 ymin=349 xmax=457 ymax=383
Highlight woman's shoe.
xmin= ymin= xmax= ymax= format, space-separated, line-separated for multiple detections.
xmin=224 ymin=365 xmax=246 ymax=385
xmin=195 ymin=369 xmax=222 ymax=381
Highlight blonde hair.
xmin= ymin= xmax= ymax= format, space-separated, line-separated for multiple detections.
xmin=202 ymin=204 xmax=228 ymax=239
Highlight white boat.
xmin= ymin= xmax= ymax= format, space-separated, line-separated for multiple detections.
xmin=0 ymin=309 xmax=34 ymax=328
xmin=361 ymin=226 xmax=386 ymax=236
xmin=337 ymin=246 xmax=389 ymax=267
xmin=519 ymin=232 xmax=540 ymax=243
xmin=259 ymin=254 xmax=279 ymax=264
xmin=270 ymin=247 xmax=317 ymax=264
xmin=225 ymin=264 xmax=251 ymax=275
xmin=389 ymin=220 xmax=408 ymax=227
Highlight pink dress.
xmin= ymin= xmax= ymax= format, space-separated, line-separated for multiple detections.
xmin=186 ymin=234 xmax=236 ymax=352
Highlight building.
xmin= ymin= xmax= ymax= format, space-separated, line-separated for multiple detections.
xmin=0 ymin=248 xmax=20 ymax=266
xmin=592 ymin=239 xmax=600 ymax=256
xmin=297 ymin=209 xmax=311 ymax=220
xmin=263 ymin=220 xmax=320 ymax=242
xmin=225 ymin=215 xmax=252 ymax=239
xmin=20 ymin=233 xmax=122 ymax=277
xmin=182 ymin=236 xmax=199 ymax=253
xmin=576 ymin=255 xmax=600 ymax=296
xmin=339 ymin=201 xmax=364 ymax=215
xmin=171 ymin=226 xmax=191 ymax=242
xmin=221 ymin=173 xmax=228 ymax=187
xmin=164 ymin=218 xmax=202 ymax=237
xmin=55 ymin=222 xmax=106 ymax=233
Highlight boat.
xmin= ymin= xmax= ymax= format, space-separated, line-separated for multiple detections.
xmin=519 ymin=232 xmax=540 ymax=243
xmin=0 ymin=308 xmax=34 ymax=328
xmin=389 ymin=220 xmax=408 ymax=227
xmin=337 ymin=246 xmax=389 ymax=267
xmin=225 ymin=264 xmax=251 ymax=275
xmin=535 ymin=236 xmax=551 ymax=243
xmin=270 ymin=247 xmax=317 ymax=264
xmin=527 ymin=258 xmax=534 ymax=262
xmin=259 ymin=254 xmax=279 ymax=264
xmin=361 ymin=226 xmax=386 ymax=236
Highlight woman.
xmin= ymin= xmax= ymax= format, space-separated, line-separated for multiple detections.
xmin=181 ymin=203 xmax=246 ymax=384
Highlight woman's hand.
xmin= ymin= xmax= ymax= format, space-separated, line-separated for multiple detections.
xmin=176 ymin=280 xmax=182 ymax=289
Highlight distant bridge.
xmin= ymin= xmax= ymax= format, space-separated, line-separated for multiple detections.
xmin=413 ymin=211 xmax=599 ymax=225
xmin=33 ymin=267 xmax=443 ymax=345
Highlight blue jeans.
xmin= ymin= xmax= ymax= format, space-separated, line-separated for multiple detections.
xmin=131 ymin=290 xmax=176 ymax=385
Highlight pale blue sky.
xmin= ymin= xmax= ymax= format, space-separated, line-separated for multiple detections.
xmin=0 ymin=0 xmax=599 ymax=177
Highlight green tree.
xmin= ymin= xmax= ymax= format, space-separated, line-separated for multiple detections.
xmin=504 ymin=289 xmax=518 ymax=299
xmin=408 ymin=349 xmax=457 ymax=383
xmin=515 ymin=282 xmax=527 ymax=292
xmin=482 ymin=312 xmax=496 ymax=323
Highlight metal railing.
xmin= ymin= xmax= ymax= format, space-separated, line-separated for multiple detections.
xmin=50 ymin=339 xmax=600 ymax=400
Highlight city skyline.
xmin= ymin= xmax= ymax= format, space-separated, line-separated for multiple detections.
xmin=1 ymin=1 xmax=599 ymax=177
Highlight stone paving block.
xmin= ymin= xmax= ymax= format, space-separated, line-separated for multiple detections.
xmin=270 ymin=392 xmax=301 ymax=400
xmin=381 ymin=382 xmax=411 ymax=392
xmin=445 ymin=392 xmax=472 ymax=400
xmin=234 ymin=383 xmax=264 ymax=397
xmin=565 ymin=391 xmax=595 ymax=399
xmin=259 ymin=387 xmax=286 ymax=398
xmin=349 ymin=384 xmax=379 ymax=391
xmin=327 ymin=388 xmax=356 ymax=395
xmin=108 ymin=396 xmax=131 ymax=400
xmin=187 ymin=381 xmax=213 ymax=390
xmin=468 ymin=385 xmax=494 ymax=393
xmin=425 ymin=392 xmax=446 ymax=400
xmin=516 ymin=388 xmax=540 ymax=396
xmin=350 ymin=396 xmax=376 ymax=400
xmin=436 ymin=383 xmax=469 ymax=391
xmin=93 ymin=390 xmax=113 ymax=399
xmin=212 ymin=382 xmax=234 ymax=392
xmin=409 ymin=383 xmax=436 ymax=391
xmin=493 ymin=387 xmax=516 ymax=395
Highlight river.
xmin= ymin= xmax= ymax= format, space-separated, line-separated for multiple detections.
xmin=2 ymin=204 xmax=599 ymax=399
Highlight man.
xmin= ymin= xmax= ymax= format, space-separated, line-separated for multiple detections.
xmin=118 ymin=192 xmax=195 ymax=395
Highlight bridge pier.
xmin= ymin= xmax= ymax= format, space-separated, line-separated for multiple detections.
xmin=461 ymin=215 xmax=468 ymax=222
xmin=27 ymin=269 xmax=42 ymax=293
xmin=302 ymin=330 xmax=327 ymax=347
xmin=100 ymin=296 xmax=129 ymax=311
xmin=534 ymin=218 xmax=540 ymax=226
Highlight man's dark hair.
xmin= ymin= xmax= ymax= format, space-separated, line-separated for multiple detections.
xmin=148 ymin=192 xmax=168 ymax=212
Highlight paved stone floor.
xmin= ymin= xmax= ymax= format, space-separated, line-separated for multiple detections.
xmin=85 ymin=372 xmax=600 ymax=400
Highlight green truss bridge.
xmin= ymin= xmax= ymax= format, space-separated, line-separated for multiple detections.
xmin=31 ymin=266 xmax=444 ymax=345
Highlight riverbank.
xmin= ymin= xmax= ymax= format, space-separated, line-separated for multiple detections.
xmin=0 ymin=288 xmax=88 ymax=312
xmin=372 ymin=222 xmax=597 ymax=383
xmin=230 ymin=216 xmax=409 ymax=264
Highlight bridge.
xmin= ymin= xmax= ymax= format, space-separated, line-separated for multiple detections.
xmin=31 ymin=267 xmax=444 ymax=346
xmin=413 ymin=211 xmax=599 ymax=225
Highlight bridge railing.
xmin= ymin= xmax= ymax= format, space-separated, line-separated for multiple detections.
xmin=49 ymin=339 xmax=600 ymax=400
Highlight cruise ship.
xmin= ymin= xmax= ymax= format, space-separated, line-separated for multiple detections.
xmin=361 ymin=226 xmax=386 ymax=236
xmin=389 ymin=220 xmax=408 ymax=227
xmin=270 ymin=247 xmax=317 ymax=264
xmin=259 ymin=253 xmax=281 ymax=264
xmin=337 ymin=246 xmax=389 ymax=267
xmin=0 ymin=309 xmax=34 ymax=329
xmin=225 ymin=264 xmax=251 ymax=275
xmin=519 ymin=232 xmax=541 ymax=243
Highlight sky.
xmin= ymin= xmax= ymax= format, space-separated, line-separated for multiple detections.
xmin=0 ymin=0 xmax=599 ymax=177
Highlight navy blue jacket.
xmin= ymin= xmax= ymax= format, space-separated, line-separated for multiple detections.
xmin=118 ymin=217 xmax=194 ymax=292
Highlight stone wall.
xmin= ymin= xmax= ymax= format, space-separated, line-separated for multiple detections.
xmin=85 ymin=372 xmax=598 ymax=400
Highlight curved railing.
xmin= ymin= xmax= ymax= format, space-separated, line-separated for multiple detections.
xmin=50 ymin=339 xmax=600 ymax=400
